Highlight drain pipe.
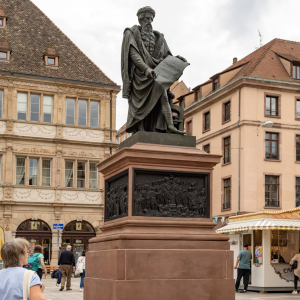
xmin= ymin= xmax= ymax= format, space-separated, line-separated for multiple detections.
xmin=236 ymin=88 xmax=241 ymax=215
xmin=110 ymin=90 xmax=113 ymax=155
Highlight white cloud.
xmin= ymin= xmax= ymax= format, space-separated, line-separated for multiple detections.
xmin=31 ymin=0 xmax=300 ymax=129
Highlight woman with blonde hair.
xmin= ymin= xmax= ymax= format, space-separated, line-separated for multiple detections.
xmin=290 ymin=250 xmax=300 ymax=294
xmin=0 ymin=238 xmax=46 ymax=300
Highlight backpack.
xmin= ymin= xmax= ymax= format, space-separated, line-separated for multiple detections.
xmin=27 ymin=253 xmax=41 ymax=271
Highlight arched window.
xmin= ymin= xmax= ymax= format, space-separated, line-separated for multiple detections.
xmin=16 ymin=219 xmax=52 ymax=265
xmin=62 ymin=220 xmax=95 ymax=258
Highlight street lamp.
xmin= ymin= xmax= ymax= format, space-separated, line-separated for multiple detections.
xmin=257 ymin=120 xmax=273 ymax=136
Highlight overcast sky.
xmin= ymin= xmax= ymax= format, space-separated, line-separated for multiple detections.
xmin=31 ymin=0 xmax=300 ymax=129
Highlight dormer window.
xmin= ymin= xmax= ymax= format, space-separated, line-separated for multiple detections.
xmin=47 ymin=57 xmax=55 ymax=65
xmin=44 ymin=47 xmax=59 ymax=67
xmin=293 ymin=65 xmax=300 ymax=79
xmin=0 ymin=18 xmax=3 ymax=26
xmin=214 ymin=80 xmax=219 ymax=90
xmin=0 ymin=8 xmax=7 ymax=27
xmin=0 ymin=51 xmax=6 ymax=59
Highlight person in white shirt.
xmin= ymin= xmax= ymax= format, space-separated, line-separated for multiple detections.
xmin=76 ymin=250 xmax=86 ymax=292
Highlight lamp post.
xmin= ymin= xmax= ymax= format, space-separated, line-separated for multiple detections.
xmin=257 ymin=120 xmax=273 ymax=136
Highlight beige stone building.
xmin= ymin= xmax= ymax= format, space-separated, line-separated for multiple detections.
xmin=0 ymin=0 xmax=119 ymax=264
xmin=184 ymin=38 xmax=300 ymax=219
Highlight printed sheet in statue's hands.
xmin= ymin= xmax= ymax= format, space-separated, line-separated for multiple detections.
xmin=154 ymin=55 xmax=189 ymax=90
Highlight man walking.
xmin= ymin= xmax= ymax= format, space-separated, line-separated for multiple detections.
xmin=58 ymin=245 xmax=75 ymax=291
xmin=234 ymin=243 xmax=252 ymax=293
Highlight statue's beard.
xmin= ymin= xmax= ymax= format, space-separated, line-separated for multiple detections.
xmin=141 ymin=22 xmax=153 ymax=33
xmin=140 ymin=22 xmax=155 ymax=55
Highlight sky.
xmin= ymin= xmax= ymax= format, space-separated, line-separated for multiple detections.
xmin=31 ymin=0 xmax=300 ymax=129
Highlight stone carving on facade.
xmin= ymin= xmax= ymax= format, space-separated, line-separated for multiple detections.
xmin=105 ymin=184 xmax=128 ymax=221
xmin=4 ymin=217 xmax=11 ymax=231
xmin=12 ymin=81 xmax=106 ymax=97
xmin=55 ymin=214 xmax=61 ymax=220
xmin=14 ymin=123 xmax=56 ymax=138
xmin=104 ymin=130 xmax=111 ymax=141
xmin=63 ymin=127 xmax=104 ymax=141
xmin=5 ymin=120 xmax=13 ymax=132
xmin=14 ymin=189 xmax=55 ymax=202
xmin=4 ymin=187 xmax=13 ymax=199
xmin=61 ymin=191 xmax=101 ymax=203
xmin=63 ymin=151 xmax=100 ymax=158
xmin=56 ymin=126 xmax=63 ymax=137
xmin=14 ymin=147 xmax=54 ymax=155
xmin=133 ymin=174 xmax=209 ymax=218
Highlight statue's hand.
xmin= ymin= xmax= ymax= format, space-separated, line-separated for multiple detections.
xmin=145 ymin=68 xmax=157 ymax=79
xmin=176 ymin=55 xmax=188 ymax=63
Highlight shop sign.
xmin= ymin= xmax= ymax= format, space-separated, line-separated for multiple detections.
xmin=76 ymin=223 xmax=82 ymax=231
xmin=0 ymin=226 xmax=4 ymax=260
xmin=272 ymin=264 xmax=294 ymax=282
xmin=31 ymin=221 xmax=38 ymax=230
xmin=53 ymin=223 xmax=64 ymax=230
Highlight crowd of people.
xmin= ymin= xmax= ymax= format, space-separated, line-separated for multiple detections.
xmin=0 ymin=238 xmax=86 ymax=299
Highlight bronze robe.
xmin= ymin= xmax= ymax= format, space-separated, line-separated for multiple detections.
xmin=121 ymin=25 xmax=172 ymax=133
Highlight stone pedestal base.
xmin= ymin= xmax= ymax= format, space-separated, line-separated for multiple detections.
xmin=85 ymin=219 xmax=234 ymax=300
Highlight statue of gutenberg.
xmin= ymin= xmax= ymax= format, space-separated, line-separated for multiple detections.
xmin=121 ymin=6 xmax=187 ymax=135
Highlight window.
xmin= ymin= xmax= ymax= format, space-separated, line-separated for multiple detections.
xmin=66 ymin=98 xmax=75 ymax=125
xmin=42 ymin=159 xmax=51 ymax=187
xmin=214 ymin=81 xmax=219 ymax=90
xmin=266 ymin=96 xmax=278 ymax=116
xmin=265 ymin=132 xmax=279 ymax=160
xmin=47 ymin=57 xmax=55 ymax=65
xmin=65 ymin=160 xmax=97 ymax=189
xmin=223 ymin=101 xmax=230 ymax=122
xmin=77 ymin=161 xmax=86 ymax=188
xmin=223 ymin=178 xmax=231 ymax=209
xmin=116 ymin=136 xmax=120 ymax=144
xmin=253 ymin=230 xmax=263 ymax=264
xmin=16 ymin=157 xmax=26 ymax=186
xmin=293 ymin=65 xmax=300 ymax=79
xmin=297 ymin=136 xmax=300 ymax=161
xmin=65 ymin=161 xmax=74 ymax=188
xmin=89 ymin=162 xmax=98 ymax=189
xmin=90 ymin=101 xmax=99 ymax=127
xmin=203 ymin=111 xmax=210 ymax=131
xmin=223 ymin=137 xmax=231 ymax=164
xmin=186 ymin=120 xmax=192 ymax=136
xmin=0 ymin=17 xmax=6 ymax=27
xmin=43 ymin=96 xmax=52 ymax=123
xmin=0 ymin=18 xmax=3 ymax=26
xmin=203 ymin=144 xmax=210 ymax=153
xmin=0 ymin=51 xmax=6 ymax=60
xmin=29 ymin=158 xmax=38 ymax=186
xmin=0 ymin=90 xmax=3 ymax=118
xmin=296 ymin=99 xmax=300 ymax=119
xmin=271 ymin=230 xmax=300 ymax=264
xmin=296 ymin=178 xmax=300 ymax=207
xmin=17 ymin=93 xmax=27 ymax=120
xmin=30 ymin=94 xmax=40 ymax=122
xmin=17 ymin=92 xmax=53 ymax=122
xmin=78 ymin=100 xmax=87 ymax=126
xmin=265 ymin=175 xmax=279 ymax=207
xmin=121 ymin=133 xmax=125 ymax=142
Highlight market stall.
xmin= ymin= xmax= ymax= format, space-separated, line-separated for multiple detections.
xmin=217 ymin=208 xmax=300 ymax=292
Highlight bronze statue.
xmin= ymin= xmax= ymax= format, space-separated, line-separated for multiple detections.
xmin=121 ymin=6 xmax=188 ymax=135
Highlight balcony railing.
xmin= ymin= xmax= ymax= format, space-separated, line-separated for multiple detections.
xmin=265 ymin=200 xmax=279 ymax=207
xmin=223 ymin=202 xmax=231 ymax=209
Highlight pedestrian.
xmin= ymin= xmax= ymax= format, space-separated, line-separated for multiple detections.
xmin=0 ymin=238 xmax=46 ymax=300
xmin=234 ymin=243 xmax=252 ymax=293
xmin=290 ymin=250 xmax=300 ymax=294
xmin=58 ymin=245 xmax=75 ymax=291
xmin=27 ymin=245 xmax=48 ymax=280
xmin=76 ymin=250 xmax=86 ymax=292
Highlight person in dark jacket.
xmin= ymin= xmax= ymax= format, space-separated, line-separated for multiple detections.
xmin=58 ymin=245 xmax=75 ymax=291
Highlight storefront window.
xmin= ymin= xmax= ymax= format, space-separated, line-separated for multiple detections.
xmin=271 ymin=230 xmax=299 ymax=264
xmin=254 ymin=230 xmax=263 ymax=264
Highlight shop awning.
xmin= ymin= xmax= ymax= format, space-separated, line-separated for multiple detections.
xmin=216 ymin=218 xmax=300 ymax=233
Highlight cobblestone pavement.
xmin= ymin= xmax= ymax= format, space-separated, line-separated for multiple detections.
xmin=42 ymin=277 xmax=83 ymax=300
xmin=236 ymin=291 xmax=299 ymax=299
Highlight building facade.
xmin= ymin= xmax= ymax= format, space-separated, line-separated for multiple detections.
xmin=184 ymin=38 xmax=300 ymax=219
xmin=0 ymin=0 xmax=119 ymax=264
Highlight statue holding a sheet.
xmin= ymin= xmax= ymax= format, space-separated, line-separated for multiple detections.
xmin=121 ymin=6 xmax=189 ymax=135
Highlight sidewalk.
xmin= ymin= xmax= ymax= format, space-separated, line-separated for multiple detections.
xmin=236 ymin=291 xmax=298 ymax=299
xmin=42 ymin=277 xmax=83 ymax=300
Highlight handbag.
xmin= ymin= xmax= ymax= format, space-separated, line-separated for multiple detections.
xmin=23 ymin=270 xmax=52 ymax=300
xmin=75 ymin=257 xmax=84 ymax=275
xmin=292 ymin=261 xmax=298 ymax=270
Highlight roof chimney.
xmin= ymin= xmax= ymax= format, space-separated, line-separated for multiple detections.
xmin=233 ymin=57 xmax=238 ymax=64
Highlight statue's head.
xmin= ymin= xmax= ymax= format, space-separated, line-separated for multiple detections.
xmin=137 ymin=6 xmax=155 ymax=27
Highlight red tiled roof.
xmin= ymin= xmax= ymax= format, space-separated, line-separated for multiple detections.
xmin=194 ymin=38 xmax=300 ymax=91
xmin=0 ymin=0 xmax=116 ymax=86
